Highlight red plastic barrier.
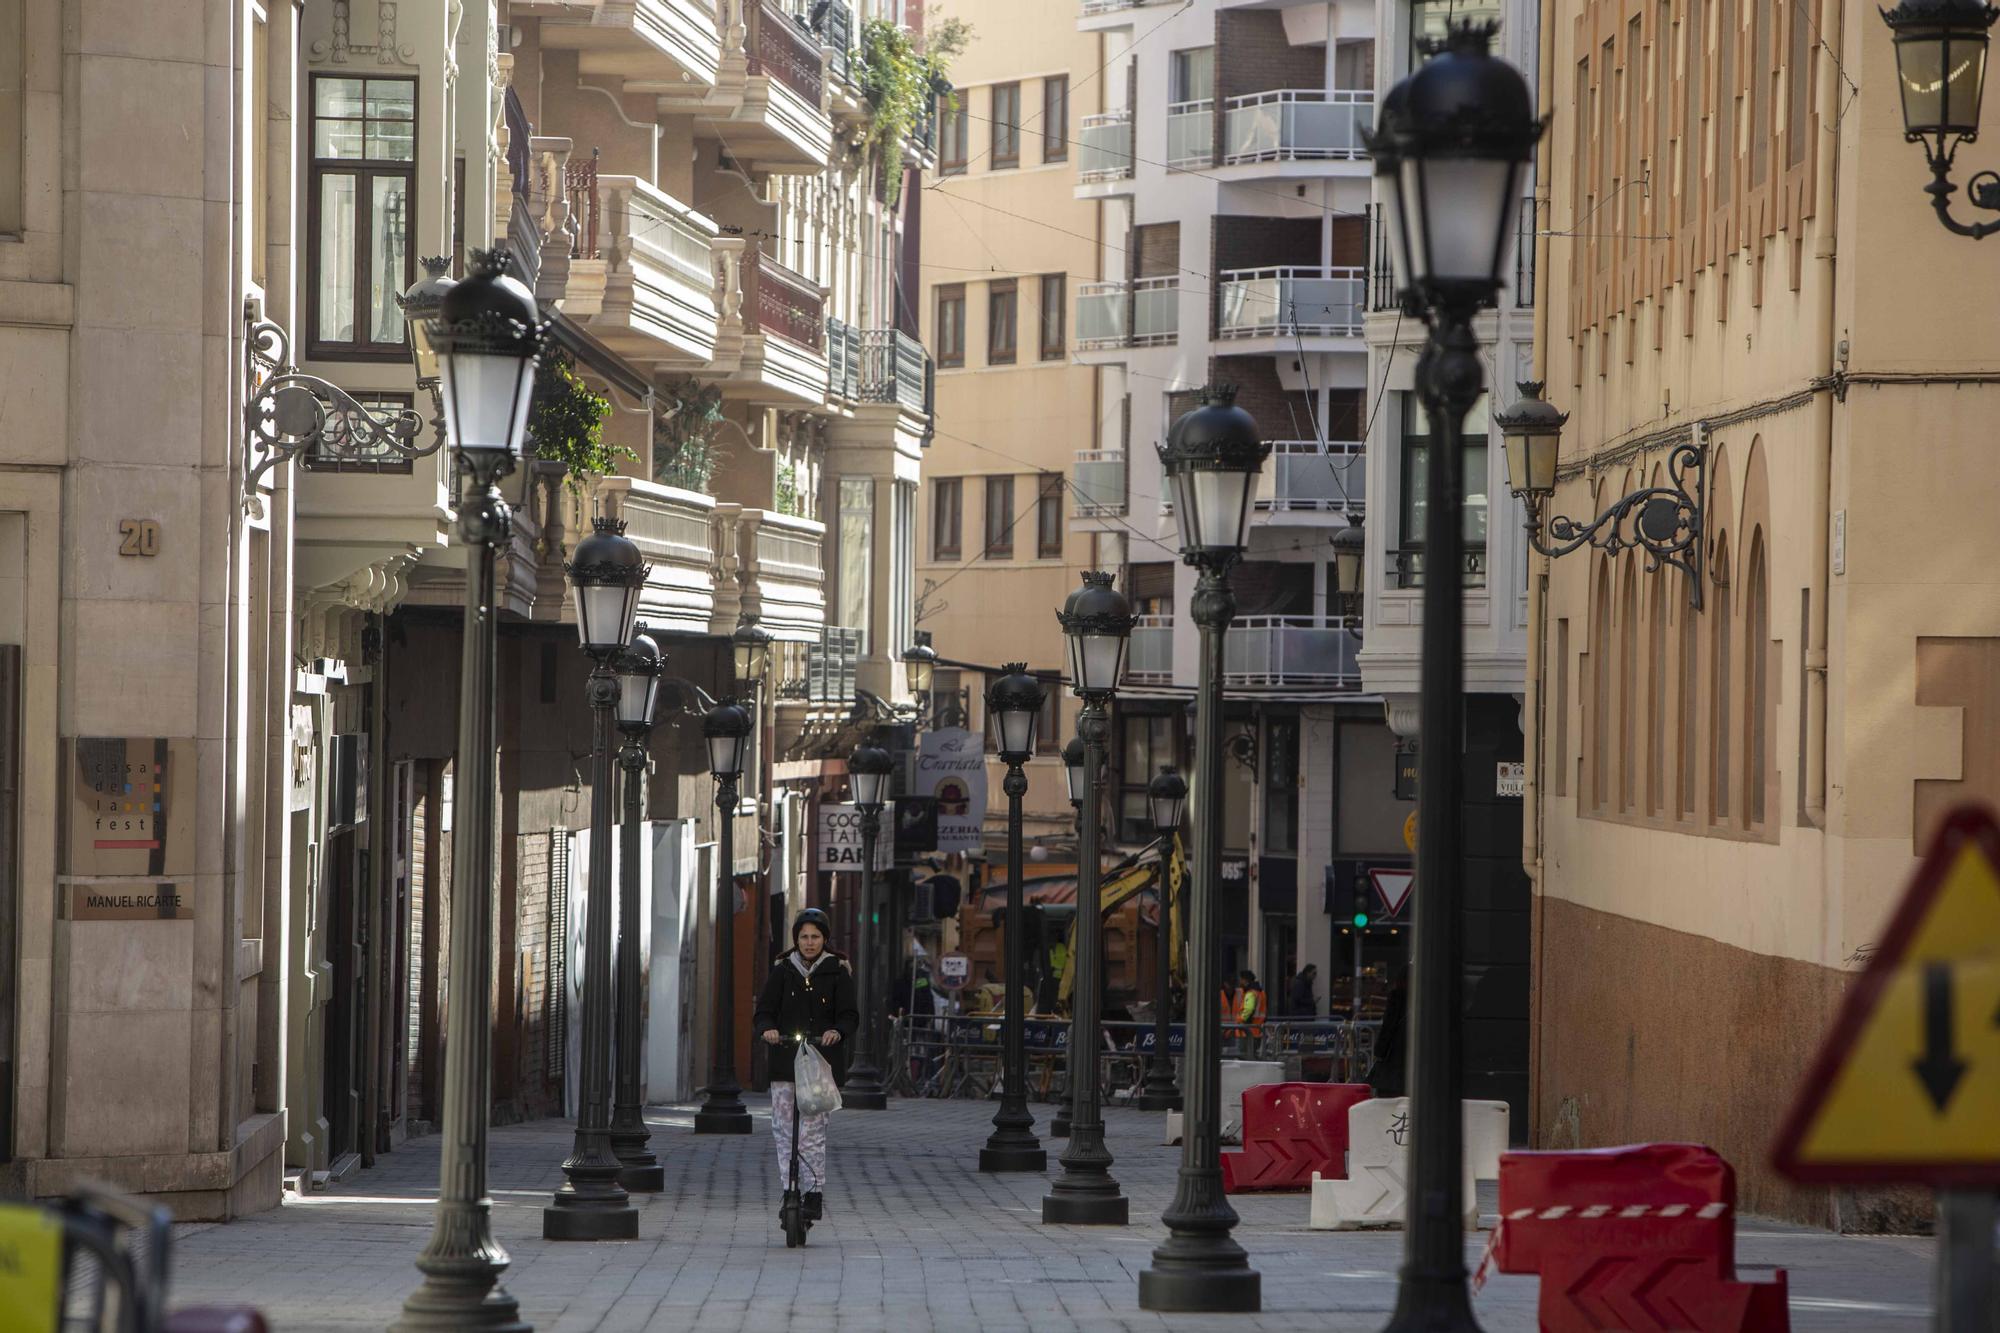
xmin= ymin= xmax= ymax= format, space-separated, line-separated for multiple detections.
xmin=1219 ymin=1082 xmax=1371 ymax=1192
xmin=1489 ymin=1143 xmax=1790 ymax=1333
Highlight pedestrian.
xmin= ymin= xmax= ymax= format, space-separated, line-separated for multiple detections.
xmin=1367 ymin=964 xmax=1409 ymax=1097
xmin=1287 ymin=963 xmax=1318 ymax=1017
xmin=1236 ymin=970 xmax=1267 ymax=1055
xmin=752 ymin=908 xmax=860 ymax=1226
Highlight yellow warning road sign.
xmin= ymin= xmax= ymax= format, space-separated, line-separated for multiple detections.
xmin=1773 ymin=805 xmax=2000 ymax=1185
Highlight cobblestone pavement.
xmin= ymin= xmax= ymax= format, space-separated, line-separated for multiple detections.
xmin=167 ymin=1097 xmax=1934 ymax=1331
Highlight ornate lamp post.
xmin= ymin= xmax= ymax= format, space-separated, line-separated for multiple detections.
xmin=1332 ymin=523 xmax=1365 ymax=628
xmin=1044 ymin=572 xmax=1135 ymax=1226
xmin=394 ymin=252 xmax=541 ymax=1331
xmin=1880 ymin=0 xmax=2000 ymax=236
xmin=978 ymin=664 xmax=1049 ymax=1172
xmin=844 ymin=740 xmax=896 ymax=1110
xmin=1134 ymin=767 xmax=1187 ymax=1112
xmin=609 ymin=627 xmax=665 ymax=1193
xmin=904 ymin=641 xmax=938 ymax=719
xmin=694 ymin=699 xmax=755 ymax=1134
xmin=1139 ymin=388 xmax=1270 ymax=1312
xmin=543 ymin=519 xmax=647 ymax=1242
xmin=1371 ymin=24 xmax=1541 ymax=1330
xmin=1049 ymin=736 xmax=1089 ymax=1139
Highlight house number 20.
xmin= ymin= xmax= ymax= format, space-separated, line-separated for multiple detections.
xmin=117 ymin=519 xmax=161 ymax=557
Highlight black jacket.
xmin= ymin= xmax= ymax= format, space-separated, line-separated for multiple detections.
xmin=753 ymin=950 xmax=860 ymax=1084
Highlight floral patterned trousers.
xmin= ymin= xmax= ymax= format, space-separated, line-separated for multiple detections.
xmin=769 ymin=1081 xmax=829 ymax=1193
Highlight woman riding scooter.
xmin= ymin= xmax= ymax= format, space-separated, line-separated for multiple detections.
xmin=752 ymin=908 xmax=860 ymax=1227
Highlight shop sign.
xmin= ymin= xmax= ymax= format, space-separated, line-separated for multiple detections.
xmin=917 ymin=727 xmax=987 ymax=854
xmin=817 ymin=802 xmax=894 ymax=872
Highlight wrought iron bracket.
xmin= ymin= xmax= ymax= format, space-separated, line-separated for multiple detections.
xmin=1916 ymin=134 xmax=2000 ymax=240
xmin=1526 ymin=439 xmax=1708 ymax=609
xmin=242 ymin=312 xmax=443 ymax=506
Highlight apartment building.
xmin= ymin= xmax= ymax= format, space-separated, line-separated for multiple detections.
xmin=1527 ymin=0 xmax=2000 ymax=1224
xmin=0 ymin=0 xmax=936 ymax=1216
xmin=1056 ymin=0 xmax=1444 ymax=1049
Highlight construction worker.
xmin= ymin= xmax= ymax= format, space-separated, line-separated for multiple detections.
xmin=1236 ymin=970 xmax=1267 ymax=1055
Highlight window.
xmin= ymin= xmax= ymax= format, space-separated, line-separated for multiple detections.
xmin=939 ymin=94 xmax=968 ymax=174
xmin=1119 ymin=713 xmax=1179 ymax=842
xmin=932 ymin=477 xmax=962 ymax=560
xmin=301 ymin=392 xmax=416 ymax=474
xmin=1590 ymin=562 xmax=1612 ymax=811
xmin=1036 ymin=473 xmax=1063 ymax=559
xmin=988 ymin=280 xmax=1017 ymax=364
xmin=0 ymin=0 xmax=20 ymax=235
xmin=931 ymin=667 xmax=963 ymax=728
xmin=1409 ymin=0 xmax=1504 ymax=66
xmin=1646 ymin=572 xmax=1667 ymax=817
xmin=1264 ymin=716 xmax=1299 ymax=854
xmin=1710 ymin=545 xmax=1733 ymax=823
xmin=1037 ymin=683 xmax=1060 ymax=755
xmin=1618 ymin=560 xmax=1638 ymax=813
xmin=1170 ymin=47 xmax=1214 ymax=103
xmin=983 ymin=476 xmax=1015 ymax=558
xmin=250 ymin=15 xmax=269 ymax=285
xmin=1552 ymin=617 xmax=1570 ymax=797
xmin=935 ymin=284 xmax=965 ymax=366
xmin=1042 ymin=76 xmax=1069 ymax=162
xmin=1744 ymin=534 xmax=1769 ymax=828
xmin=1677 ymin=585 xmax=1699 ymax=821
xmin=991 ymin=82 xmax=1020 ymax=167
xmin=1397 ymin=392 xmax=1489 ymax=570
xmin=1039 ymin=274 xmax=1066 ymax=360
xmin=838 ymin=477 xmax=874 ymax=653
xmin=309 ymin=76 xmax=418 ymax=359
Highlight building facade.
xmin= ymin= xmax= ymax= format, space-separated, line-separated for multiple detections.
xmin=1525 ymin=0 xmax=1996 ymax=1223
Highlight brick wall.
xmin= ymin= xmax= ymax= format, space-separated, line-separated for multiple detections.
xmin=1216 ymin=11 xmax=1326 ymax=108
xmin=1132 ymin=222 xmax=1180 ymax=280
xmin=1211 ymin=355 xmax=1315 ymax=442
xmin=1213 ymin=216 xmax=1322 ymax=273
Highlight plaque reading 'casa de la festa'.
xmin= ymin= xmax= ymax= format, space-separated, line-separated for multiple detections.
xmin=63 ymin=737 xmax=197 ymax=879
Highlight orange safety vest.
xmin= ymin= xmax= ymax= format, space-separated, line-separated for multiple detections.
xmin=1221 ymin=987 xmax=1241 ymax=1036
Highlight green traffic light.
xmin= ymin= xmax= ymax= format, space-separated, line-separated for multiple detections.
xmin=1352 ymin=912 xmax=1370 ymax=928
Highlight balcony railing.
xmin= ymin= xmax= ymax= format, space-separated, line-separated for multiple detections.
xmin=1167 ymin=99 xmax=1214 ymax=169
xmin=1082 ymin=0 xmax=1180 ymax=12
xmin=752 ymin=0 xmax=825 ymax=107
xmin=744 ymin=245 xmax=824 ymax=351
xmin=795 ymin=624 xmax=860 ymax=704
xmin=1076 ymin=276 xmax=1178 ymax=349
xmin=858 ymin=328 xmax=930 ymax=413
xmin=713 ymin=504 xmax=827 ymax=640
xmin=1513 ymin=196 xmax=1535 ymax=308
xmin=1391 ymin=545 xmax=1488 ymax=590
xmin=1222 ymin=89 xmax=1372 ymax=164
xmin=827 ymin=316 xmax=861 ymax=400
xmin=1224 ymin=618 xmax=1360 ymax=686
xmin=1073 ymin=451 xmax=1127 ymax=516
xmin=1129 ymin=615 xmax=1174 ymax=684
xmin=565 ymin=149 xmax=601 ymax=259
xmin=823 ymin=0 xmax=855 ymax=85
xmin=1258 ymin=441 xmax=1364 ymax=513
xmin=1369 ymin=198 xmax=1536 ymax=310
xmin=593 ymin=478 xmax=718 ymax=635
xmin=1079 ymin=111 xmax=1134 ymax=183
xmin=1217 ymin=266 xmax=1365 ymax=337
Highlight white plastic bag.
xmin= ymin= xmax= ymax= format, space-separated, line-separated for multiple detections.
xmin=794 ymin=1040 xmax=843 ymax=1116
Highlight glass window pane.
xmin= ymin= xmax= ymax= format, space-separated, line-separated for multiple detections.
xmin=317 ymin=173 xmax=357 ymax=342
xmin=315 ymin=119 xmax=366 ymax=159
xmin=369 ymin=175 xmax=409 ymax=344
xmin=366 ymin=79 xmax=415 ymax=120
xmin=367 ymin=119 xmax=415 ymax=162
xmin=839 ymin=478 xmax=874 ymax=653
xmin=315 ymin=78 xmax=367 ymax=119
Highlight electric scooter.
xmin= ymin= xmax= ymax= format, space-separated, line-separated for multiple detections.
xmin=779 ymin=1034 xmax=818 ymax=1249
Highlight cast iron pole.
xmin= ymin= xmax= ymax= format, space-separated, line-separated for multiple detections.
xmin=1135 ymin=839 xmax=1180 ymax=1111
xmin=610 ymin=734 xmax=663 ymax=1190
xmin=694 ymin=774 xmax=752 ymax=1133
xmin=845 ymin=805 xmax=890 ymax=1108
xmin=980 ymin=760 xmax=1046 ymax=1170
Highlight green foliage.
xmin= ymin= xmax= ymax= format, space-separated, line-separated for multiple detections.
xmin=776 ymin=460 xmax=806 ymax=517
xmin=856 ymin=9 xmax=971 ymax=206
xmin=527 ymin=349 xmax=624 ymax=494
xmin=653 ymin=375 xmax=726 ymax=491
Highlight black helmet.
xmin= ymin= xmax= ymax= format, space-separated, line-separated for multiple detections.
xmin=791 ymin=908 xmax=833 ymax=946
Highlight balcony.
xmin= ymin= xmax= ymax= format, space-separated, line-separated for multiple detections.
xmin=714 ymin=239 xmax=831 ymax=406
xmin=1370 ymin=198 xmax=1535 ymax=312
xmin=658 ymin=1 xmax=831 ymax=172
xmin=1128 ymin=615 xmax=1174 ymax=685
xmin=712 ymin=505 xmax=827 ymax=641
xmin=563 ymin=174 xmax=722 ymax=367
xmin=1076 ymin=277 xmax=1178 ymax=351
xmin=1391 ymin=545 xmax=1488 ymax=590
xmin=777 ymin=624 xmax=860 ymax=705
xmin=1221 ymin=90 xmax=1372 ymax=166
xmin=1217 ymin=266 xmax=1365 ymax=341
xmin=1224 ymin=618 xmax=1360 ymax=687
xmin=1073 ymin=451 xmax=1127 ymax=516
xmin=858 ymin=328 xmax=931 ymax=414
xmin=1257 ymin=441 xmax=1364 ymax=515
xmin=1080 ymin=0 xmax=1181 ymax=25
xmin=827 ymin=317 xmax=861 ymax=401
xmin=1078 ymin=111 xmax=1134 ymax=186
xmin=1167 ymin=100 xmax=1214 ymax=170
xmin=594 ymin=478 xmax=719 ymax=636
xmin=519 ymin=0 xmax=724 ymax=89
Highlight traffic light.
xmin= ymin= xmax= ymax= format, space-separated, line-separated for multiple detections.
xmin=1329 ymin=874 xmax=1371 ymax=930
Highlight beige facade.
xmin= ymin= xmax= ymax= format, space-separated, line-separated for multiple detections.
xmin=917 ymin=0 xmax=1101 ymax=844
xmin=1527 ymin=0 xmax=1999 ymax=1223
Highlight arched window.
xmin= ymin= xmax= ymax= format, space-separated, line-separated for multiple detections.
xmin=1677 ymin=584 xmax=1698 ymax=822
xmin=1619 ymin=558 xmax=1639 ymax=812
xmin=1591 ymin=559 xmax=1613 ymax=812
xmin=1744 ymin=531 xmax=1769 ymax=830
xmin=1709 ymin=538 xmax=1733 ymax=825
xmin=1646 ymin=568 xmax=1666 ymax=818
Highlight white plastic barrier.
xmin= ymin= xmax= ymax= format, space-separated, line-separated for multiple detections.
xmin=1163 ymin=1059 xmax=1286 ymax=1145
xmin=1308 ymin=1097 xmax=1509 ymax=1230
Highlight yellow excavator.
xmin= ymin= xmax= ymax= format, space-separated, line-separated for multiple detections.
xmin=1054 ymin=834 xmax=1186 ymax=1008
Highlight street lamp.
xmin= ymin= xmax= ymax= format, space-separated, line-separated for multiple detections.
xmin=694 ymin=699 xmax=755 ymax=1135
xmin=1134 ymin=767 xmax=1186 ymax=1112
xmin=544 ymin=518 xmax=647 ymax=1243
xmin=843 ymin=740 xmax=896 ymax=1111
xmin=1044 ymin=571 xmax=1134 ymax=1227
xmin=1370 ymin=23 xmax=1541 ymax=1331
xmin=609 ymin=626 xmax=665 ymax=1194
xmin=1880 ymin=0 xmax=2000 ymax=236
xmin=1050 ymin=734 xmax=1089 ymax=1140
xmin=904 ymin=641 xmax=938 ymax=717
xmin=396 ymin=249 xmax=545 ymax=1333
xmin=732 ymin=617 xmax=774 ymax=687
xmin=978 ymin=663 xmax=1049 ymax=1172
xmin=1139 ymin=386 xmax=1269 ymax=1313
xmin=1331 ymin=522 xmax=1365 ymax=629
xmin=1495 ymin=381 xmax=1708 ymax=607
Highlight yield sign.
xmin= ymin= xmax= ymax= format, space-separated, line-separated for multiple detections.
xmin=1369 ymin=869 xmax=1415 ymax=918
xmin=1772 ymin=804 xmax=2000 ymax=1185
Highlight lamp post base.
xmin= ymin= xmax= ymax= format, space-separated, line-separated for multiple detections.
xmin=616 ymin=1161 xmax=665 ymax=1193
xmin=842 ymin=1076 xmax=889 ymax=1111
xmin=393 ymin=1277 xmax=531 ymax=1333
xmin=541 ymin=1194 xmax=639 ymax=1242
xmin=978 ymin=1142 xmax=1047 ymax=1173
xmin=1380 ymin=1275 xmax=1483 ymax=1332
xmin=693 ymin=1084 xmax=752 ymax=1135
xmin=1041 ymin=1190 xmax=1129 ymax=1226
xmin=1137 ymin=1262 xmax=1262 ymax=1314
xmin=1133 ymin=1060 xmax=1181 ymax=1111
xmin=1048 ymin=1110 xmax=1071 ymax=1137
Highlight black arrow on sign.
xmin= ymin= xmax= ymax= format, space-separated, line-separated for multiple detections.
xmin=1912 ymin=962 xmax=1968 ymax=1114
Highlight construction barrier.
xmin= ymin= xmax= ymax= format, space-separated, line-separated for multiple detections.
xmin=1162 ymin=1059 xmax=1285 ymax=1145
xmin=1220 ymin=1082 xmax=1373 ymax=1192
xmin=1485 ymin=1143 xmax=1791 ymax=1333
xmin=1308 ymin=1097 xmax=1508 ymax=1228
